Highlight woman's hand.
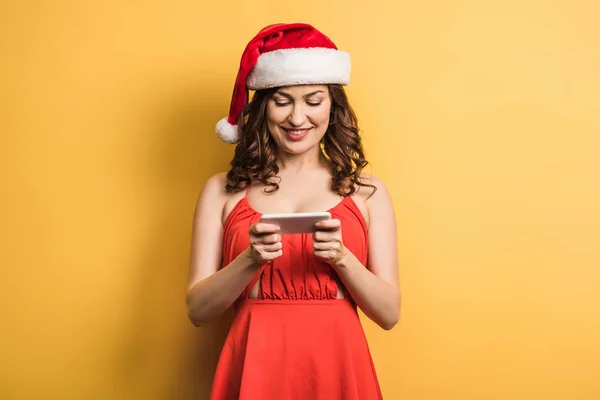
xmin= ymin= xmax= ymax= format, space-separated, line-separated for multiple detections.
xmin=247 ymin=222 xmax=283 ymax=265
xmin=312 ymin=219 xmax=348 ymax=266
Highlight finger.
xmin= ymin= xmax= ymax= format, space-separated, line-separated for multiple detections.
xmin=315 ymin=219 xmax=341 ymax=231
xmin=260 ymin=249 xmax=283 ymax=260
xmin=250 ymin=247 xmax=283 ymax=263
xmin=314 ymin=250 xmax=335 ymax=260
xmin=313 ymin=230 xmax=337 ymax=242
xmin=313 ymin=241 xmax=339 ymax=251
xmin=260 ymin=242 xmax=283 ymax=252
xmin=313 ymin=241 xmax=330 ymax=251
xmin=271 ymin=249 xmax=283 ymax=258
xmin=313 ymin=242 xmax=342 ymax=251
xmin=254 ymin=233 xmax=281 ymax=244
xmin=250 ymin=223 xmax=281 ymax=235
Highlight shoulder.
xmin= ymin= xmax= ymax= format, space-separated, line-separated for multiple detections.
xmin=202 ymin=172 xmax=228 ymax=196
xmin=195 ymin=172 xmax=229 ymax=215
xmin=359 ymin=173 xmax=386 ymax=189
xmin=348 ymin=173 xmax=392 ymax=228
xmin=357 ymin=173 xmax=394 ymax=218
xmin=357 ymin=173 xmax=391 ymax=200
xmin=200 ymin=172 xmax=250 ymax=226
xmin=195 ymin=172 xmax=244 ymax=228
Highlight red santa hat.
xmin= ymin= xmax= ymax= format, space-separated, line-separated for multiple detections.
xmin=216 ymin=23 xmax=351 ymax=144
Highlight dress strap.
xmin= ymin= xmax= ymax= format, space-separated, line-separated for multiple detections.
xmin=245 ymin=183 xmax=252 ymax=197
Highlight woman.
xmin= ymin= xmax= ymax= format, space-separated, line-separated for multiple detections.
xmin=187 ymin=23 xmax=401 ymax=399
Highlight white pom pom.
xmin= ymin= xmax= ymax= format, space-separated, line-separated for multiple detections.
xmin=216 ymin=117 xmax=240 ymax=144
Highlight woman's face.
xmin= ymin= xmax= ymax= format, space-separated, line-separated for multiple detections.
xmin=265 ymin=85 xmax=331 ymax=156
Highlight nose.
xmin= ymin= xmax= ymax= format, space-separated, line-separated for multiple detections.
xmin=287 ymin=105 xmax=306 ymax=127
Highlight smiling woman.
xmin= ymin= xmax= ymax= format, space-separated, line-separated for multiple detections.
xmin=186 ymin=23 xmax=401 ymax=400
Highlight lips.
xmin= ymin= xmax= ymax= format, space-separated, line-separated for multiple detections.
xmin=282 ymin=127 xmax=312 ymax=141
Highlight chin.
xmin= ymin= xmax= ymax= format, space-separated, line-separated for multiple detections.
xmin=281 ymin=142 xmax=320 ymax=155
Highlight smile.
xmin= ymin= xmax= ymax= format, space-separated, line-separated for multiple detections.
xmin=283 ymin=128 xmax=312 ymax=135
xmin=282 ymin=127 xmax=312 ymax=141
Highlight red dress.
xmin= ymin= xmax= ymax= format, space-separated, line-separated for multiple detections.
xmin=210 ymin=190 xmax=383 ymax=400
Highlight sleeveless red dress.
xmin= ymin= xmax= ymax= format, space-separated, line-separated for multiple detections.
xmin=210 ymin=189 xmax=383 ymax=400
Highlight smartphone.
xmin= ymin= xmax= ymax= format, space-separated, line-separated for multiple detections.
xmin=259 ymin=211 xmax=331 ymax=234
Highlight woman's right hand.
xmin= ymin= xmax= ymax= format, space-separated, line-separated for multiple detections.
xmin=247 ymin=222 xmax=283 ymax=265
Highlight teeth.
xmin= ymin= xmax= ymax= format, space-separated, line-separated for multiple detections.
xmin=287 ymin=129 xmax=309 ymax=135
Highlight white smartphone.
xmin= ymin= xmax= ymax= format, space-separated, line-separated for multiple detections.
xmin=259 ymin=211 xmax=331 ymax=234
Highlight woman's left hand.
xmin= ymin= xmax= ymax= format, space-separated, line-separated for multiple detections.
xmin=312 ymin=219 xmax=348 ymax=266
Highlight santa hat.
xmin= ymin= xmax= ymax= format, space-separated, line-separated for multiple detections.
xmin=216 ymin=23 xmax=351 ymax=144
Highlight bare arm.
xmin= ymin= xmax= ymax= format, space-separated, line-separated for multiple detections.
xmin=186 ymin=173 xmax=282 ymax=327
xmin=313 ymin=176 xmax=401 ymax=330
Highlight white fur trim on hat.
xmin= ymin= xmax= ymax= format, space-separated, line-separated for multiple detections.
xmin=247 ymin=47 xmax=351 ymax=90
xmin=216 ymin=117 xmax=241 ymax=144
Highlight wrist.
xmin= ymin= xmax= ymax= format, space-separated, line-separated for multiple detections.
xmin=242 ymin=247 xmax=263 ymax=270
xmin=332 ymin=246 xmax=352 ymax=269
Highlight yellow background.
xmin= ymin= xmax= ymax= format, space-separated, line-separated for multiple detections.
xmin=1 ymin=1 xmax=599 ymax=399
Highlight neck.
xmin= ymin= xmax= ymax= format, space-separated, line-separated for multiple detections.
xmin=276 ymin=146 xmax=327 ymax=172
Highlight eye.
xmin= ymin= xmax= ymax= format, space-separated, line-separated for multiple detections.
xmin=307 ymin=102 xmax=322 ymax=107
xmin=274 ymin=101 xmax=291 ymax=107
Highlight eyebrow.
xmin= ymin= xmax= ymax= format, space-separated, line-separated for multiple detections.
xmin=274 ymin=90 xmax=325 ymax=100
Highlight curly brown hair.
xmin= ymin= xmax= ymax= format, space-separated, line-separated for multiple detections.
xmin=225 ymin=84 xmax=376 ymax=197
